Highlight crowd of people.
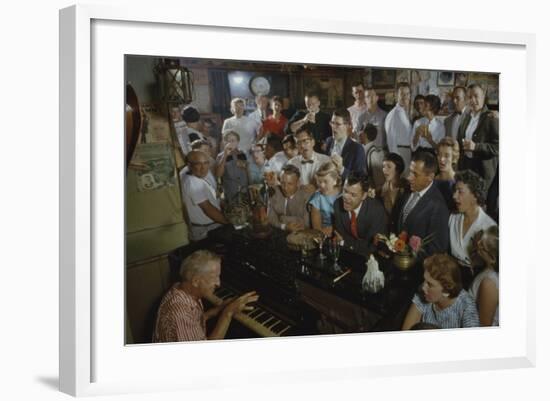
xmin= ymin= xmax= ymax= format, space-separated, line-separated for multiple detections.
xmin=154 ymin=79 xmax=500 ymax=342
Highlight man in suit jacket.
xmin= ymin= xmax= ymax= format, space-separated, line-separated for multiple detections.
xmin=393 ymin=151 xmax=449 ymax=258
xmin=325 ymin=108 xmax=366 ymax=182
xmin=267 ymin=164 xmax=311 ymax=231
xmin=334 ymin=172 xmax=388 ymax=257
xmin=456 ymin=84 xmax=499 ymax=192
xmin=444 ymin=86 xmax=468 ymax=140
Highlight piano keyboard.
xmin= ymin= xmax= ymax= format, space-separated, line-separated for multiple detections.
xmin=204 ymin=287 xmax=293 ymax=337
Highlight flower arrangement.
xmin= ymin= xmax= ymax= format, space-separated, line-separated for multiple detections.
xmin=374 ymin=231 xmax=434 ymax=258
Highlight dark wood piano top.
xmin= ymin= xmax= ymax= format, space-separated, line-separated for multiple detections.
xmin=208 ymin=225 xmax=421 ymax=334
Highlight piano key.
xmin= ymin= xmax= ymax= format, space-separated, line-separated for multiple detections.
xmin=266 ymin=319 xmax=282 ymax=330
xmin=249 ymin=310 xmax=264 ymax=319
xmin=276 ymin=325 xmax=291 ymax=335
xmin=270 ymin=321 xmax=286 ymax=333
xmin=255 ymin=313 xmax=272 ymax=324
xmin=243 ymin=307 xmax=258 ymax=316
xmin=262 ymin=316 xmax=275 ymax=326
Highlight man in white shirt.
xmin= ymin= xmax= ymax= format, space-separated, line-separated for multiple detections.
xmin=221 ymin=98 xmax=260 ymax=153
xmin=265 ymin=134 xmax=299 ymax=188
xmin=177 ymin=106 xmax=206 ymax=156
xmin=444 ymin=86 xmax=468 ymax=140
xmin=347 ymin=82 xmax=368 ymax=137
xmin=411 ymin=94 xmax=445 ymax=152
xmin=385 ymin=82 xmax=413 ymax=174
xmin=357 ymin=87 xmax=388 ymax=149
xmin=247 ymin=94 xmax=270 ymax=126
xmin=180 ymin=151 xmax=228 ymax=242
xmin=287 ymin=127 xmax=331 ymax=191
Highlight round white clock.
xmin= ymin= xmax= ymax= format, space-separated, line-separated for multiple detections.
xmin=249 ymin=75 xmax=271 ymax=96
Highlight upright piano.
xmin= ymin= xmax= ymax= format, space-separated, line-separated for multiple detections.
xmin=207 ymin=225 xmax=420 ymax=338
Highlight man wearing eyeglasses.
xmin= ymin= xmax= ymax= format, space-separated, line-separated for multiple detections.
xmin=287 ymin=127 xmax=331 ymax=192
xmin=325 ymin=109 xmax=366 ymax=181
xmin=180 ymin=151 xmax=228 ymax=242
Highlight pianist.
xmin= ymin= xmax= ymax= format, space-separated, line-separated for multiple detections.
xmin=153 ymin=250 xmax=259 ymax=342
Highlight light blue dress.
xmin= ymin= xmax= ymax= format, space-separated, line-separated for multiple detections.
xmin=308 ymin=192 xmax=340 ymax=228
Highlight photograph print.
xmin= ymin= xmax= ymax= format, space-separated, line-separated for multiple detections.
xmin=125 ymin=55 xmax=500 ymax=345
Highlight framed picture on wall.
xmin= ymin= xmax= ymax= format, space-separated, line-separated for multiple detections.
xmin=455 ymin=72 xmax=468 ymax=87
xmin=303 ymin=76 xmax=345 ymax=109
xmin=437 ymin=71 xmax=455 ymax=86
xmin=60 ymin=4 xmax=533 ymax=397
xmin=372 ymin=68 xmax=396 ymax=89
xmin=395 ymin=69 xmax=410 ymax=84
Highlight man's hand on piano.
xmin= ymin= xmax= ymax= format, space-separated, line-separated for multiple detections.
xmin=222 ymin=291 xmax=260 ymax=318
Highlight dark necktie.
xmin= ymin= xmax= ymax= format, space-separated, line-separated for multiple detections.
xmin=301 ymin=159 xmax=314 ymax=164
xmin=402 ymin=192 xmax=420 ymax=224
xmin=350 ymin=210 xmax=359 ymax=239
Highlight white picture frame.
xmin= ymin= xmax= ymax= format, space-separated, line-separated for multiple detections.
xmin=59 ymin=4 xmax=536 ymax=397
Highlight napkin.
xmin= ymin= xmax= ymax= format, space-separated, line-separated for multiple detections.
xmin=362 ymin=255 xmax=385 ymax=293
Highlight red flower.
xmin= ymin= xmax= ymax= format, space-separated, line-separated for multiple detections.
xmin=394 ymin=239 xmax=406 ymax=253
xmin=398 ymin=231 xmax=408 ymax=242
xmin=409 ymin=235 xmax=422 ymax=253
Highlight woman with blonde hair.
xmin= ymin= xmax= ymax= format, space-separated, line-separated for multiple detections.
xmin=308 ymin=161 xmax=342 ymax=236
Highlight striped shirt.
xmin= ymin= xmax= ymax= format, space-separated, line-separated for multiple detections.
xmin=412 ymin=289 xmax=480 ymax=329
xmin=153 ymin=284 xmax=207 ymax=342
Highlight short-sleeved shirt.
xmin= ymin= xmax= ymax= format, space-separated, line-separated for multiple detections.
xmin=308 ymin=191 xmax=339 ymax=227
xmin=262 ymin=115 xmax=288 ymax=138
xmin=180 ymin=171 xmax=221 ymax=241
xmin=153 ymin=284 xmax=207 ymax=342
xmin=412 ymin=289 xmax=480 ymax=328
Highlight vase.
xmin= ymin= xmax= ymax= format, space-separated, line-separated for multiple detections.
xmin=393 ymin=253 xmax=416 ymax=271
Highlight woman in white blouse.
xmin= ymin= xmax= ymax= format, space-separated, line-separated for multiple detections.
xmin=468 ymin=225 xmax=499 ymax=326
xmin=448 ymin=170 xmax=496 ymax=280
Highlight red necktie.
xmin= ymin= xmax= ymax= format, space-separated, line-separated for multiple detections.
xmin=350 ymin=210 xmax=359 ymax=239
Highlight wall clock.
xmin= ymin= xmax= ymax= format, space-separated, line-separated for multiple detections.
xmin=249 ymin=75 xmax=271 ymax=96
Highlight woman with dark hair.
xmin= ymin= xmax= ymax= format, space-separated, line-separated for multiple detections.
xmin=469 ymin=225 xmax=499 ymax=326
xmin=402 ymin=253 xmax=479 ymax=329
xmin=434 ymin=136 xmax=460 ymax=211
xmin=448 ymin=170 xmax=496 ymax=271
xmin=411 ymin=94 xmax=445 ymax=153
xmin=378 ymin=153 xmax=408 ymax=224
xmin=258 ymin=96 xmax=288 ymax=141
